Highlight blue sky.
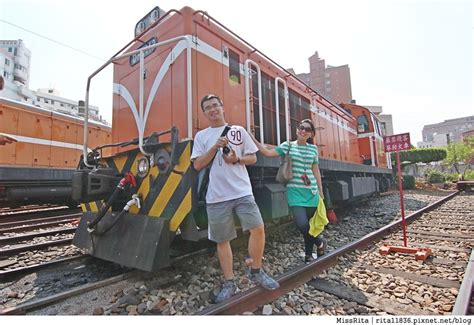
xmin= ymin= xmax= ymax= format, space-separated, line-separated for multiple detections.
xmin=1 ymin=0 xmax=472 ymax=144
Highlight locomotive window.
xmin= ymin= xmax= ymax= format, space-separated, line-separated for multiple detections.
xmin=289 ymin=90 xmax=311 ymax=137
xmin=228 ymin=49 xmax=240 ymax=84
xmin=357 ymin=115 xmax=369 ymax=133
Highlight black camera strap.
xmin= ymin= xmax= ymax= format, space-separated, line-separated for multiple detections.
xmin=208 ymin=124 xmax=232 ymax=170
xmin=197 ymin=124 xmax=232 ymax=201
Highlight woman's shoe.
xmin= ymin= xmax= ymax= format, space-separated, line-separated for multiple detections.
xmin=317 ymin=238 xmax=327 ymax=257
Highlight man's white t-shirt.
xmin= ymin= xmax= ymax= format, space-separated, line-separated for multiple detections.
xmin=191 ymin=124 xmax=258 ymax=204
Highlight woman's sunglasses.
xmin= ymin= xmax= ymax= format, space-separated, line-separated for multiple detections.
xmin=297 ymin=125 xmax=313 ymax=133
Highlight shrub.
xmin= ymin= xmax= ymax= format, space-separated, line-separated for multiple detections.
xmin=392 ymin=148 xmax=447 ymax=165
xmin=464 ymin=170 xmax=474 ymax=180
xmin=395 ymin=175 xmax=415 ymax=189
xmin=444 ymin=173 xmax=459 ymax=182
xmin=402 ymin=175 xmax=415 ymax=189
xmin=426 ymin=170 xmax=445 ymax=183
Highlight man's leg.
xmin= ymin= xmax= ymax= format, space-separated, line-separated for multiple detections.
xmin=234 ymin=195 xmax=279 ymax=290
xmin=217 ymin=240 xmax=234 ymax=280
xmin=248 ymin=225 xmax=265 ymax=269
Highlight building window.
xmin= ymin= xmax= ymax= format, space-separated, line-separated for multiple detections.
xmin=228 ymin=49 xmax=240 ymax=84
xmin=45 ymin=99 xmax=49 ymax=104
xmin=8 ymin=47 xmax=12 ymax=52
xmin=4 ymin=58 xmax=10 ymax=66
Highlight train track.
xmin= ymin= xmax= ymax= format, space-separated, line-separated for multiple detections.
xmin=0 ymin=212 xmax=82 ymax=278
xmin=0 ymin=244 xmax=216 ymax=315
xmin=1 ymin=190 xmax=471 ymax=315
xmin=197 ymin=191 xmax=473 ymax=315
xmin=0 ymin=206 xmax=81 ymax=224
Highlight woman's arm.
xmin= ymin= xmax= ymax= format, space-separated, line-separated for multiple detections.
xmin=249 ymin=133 xmax=281 ymax=158
xmin=312 ymin=163 xmax=324 ymax=200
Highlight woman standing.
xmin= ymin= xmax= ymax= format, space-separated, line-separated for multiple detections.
xmin=252 ymin=119 xmax=326 ymax=262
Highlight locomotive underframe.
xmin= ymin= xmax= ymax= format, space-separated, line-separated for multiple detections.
xmin=0 ymin=166 xmax=75 ymax=207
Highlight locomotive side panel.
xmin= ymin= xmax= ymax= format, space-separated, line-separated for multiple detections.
xmin=15 ymin=108 xmax=36 ymax=166
xmin=0 ymin=103 xmax=19 ymax=165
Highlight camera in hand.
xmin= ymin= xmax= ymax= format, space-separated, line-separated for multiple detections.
xmin=221 ymin=125 xmax=232 ymax=155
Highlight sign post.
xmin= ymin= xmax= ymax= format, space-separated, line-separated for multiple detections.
xmin=379 ymin=132 xmax=431 ymax=261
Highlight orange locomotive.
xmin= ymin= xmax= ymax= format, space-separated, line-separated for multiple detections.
xmin=72 ymin=6 xmax=392 ymax=271
xmin=0 ymin=97 xmax=111 ymax=207
xmin=340 ymin=102 xmax=390 ymax=169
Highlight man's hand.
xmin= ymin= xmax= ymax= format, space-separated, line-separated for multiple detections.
xmin=213 ymin=137 xmax=229 ymax=151
xmin=223 ymin=148 xmax=239 ymax=164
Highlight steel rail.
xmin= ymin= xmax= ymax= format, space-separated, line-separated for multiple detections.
xmin=0 ymin=271 xmax=140 ymax=315
xmin=0 ymin=246 xmax=214 ymax=315
xmin=0 ymin=238 xmax=73 ymax=256
xmin=197 ymin=191 xmax=459 ymax=315
xmin=0 ymin=255 xmax=87 ymax=280
xmin=0 ymin=227 xmax=77 ymax=245
xmin=0 ymin=218 xmax=80 ymax=233
xmin=452 ymin=249 xmax=474 ymax=315
xmin=0 ymin=213 xmax=80 ymax=230
xmin=0 ymin=209 xmax=80 ymax=225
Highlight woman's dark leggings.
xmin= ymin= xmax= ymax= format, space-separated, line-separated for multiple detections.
xmin=290 ymin=206 xmax=323 ymax=257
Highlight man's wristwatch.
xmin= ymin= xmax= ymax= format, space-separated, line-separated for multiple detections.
xmin=234 ymin=157 xmax=240 ymax=165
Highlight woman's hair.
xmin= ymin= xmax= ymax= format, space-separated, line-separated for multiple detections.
xmin=299 ymin=119 xmax=315 ymax=144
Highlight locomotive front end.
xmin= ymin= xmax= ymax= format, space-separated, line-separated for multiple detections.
xmin=72 ymin=129 xmax=197 ymax=271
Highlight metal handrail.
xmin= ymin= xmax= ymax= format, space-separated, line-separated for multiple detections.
xmin=82 ymin=10 xmax=182 ymax=167
xmin=83 ymin=35 xmax=192 ymax=163
xmin=274 ymin=77 xmax=289 ymax=144
xmin=245 ymin=59 xmax=263 ymax=142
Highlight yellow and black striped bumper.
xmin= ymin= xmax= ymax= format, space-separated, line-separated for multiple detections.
xmin=80 ymin=140 xmax=196 ymax=232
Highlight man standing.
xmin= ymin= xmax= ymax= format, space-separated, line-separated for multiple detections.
xmin=191 ymin=94 xmax=279 ymax=303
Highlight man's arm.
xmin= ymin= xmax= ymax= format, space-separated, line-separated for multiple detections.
xmin=193 ymin=136 xmax=229 ymax=171
xmin=193 ymin=146 xmax=218 ymax=171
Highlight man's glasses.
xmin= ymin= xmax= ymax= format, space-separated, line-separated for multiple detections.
xmin=298 ymin=125 xmax=313 ymax=133
xmin=203 ymin=103 xmax=222 ymax=111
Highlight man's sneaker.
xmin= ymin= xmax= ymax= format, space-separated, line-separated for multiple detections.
xmin=214 ymin=280 xmax=237 ymax=304
xmin=317 ymin=238 xmax=327 ymax=257
xmin=247 ymin=269 xmax=280 ymax=290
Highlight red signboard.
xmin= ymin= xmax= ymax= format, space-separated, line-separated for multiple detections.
xmin=383 ymin=133 xmax=411 ymax=152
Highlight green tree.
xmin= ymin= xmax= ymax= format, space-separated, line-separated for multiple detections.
xmin=444 ymin=136 xmax=474 ymax=174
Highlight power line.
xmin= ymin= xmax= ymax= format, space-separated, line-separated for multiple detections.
xmin=0 ymin=19 xmax=106 ymax=62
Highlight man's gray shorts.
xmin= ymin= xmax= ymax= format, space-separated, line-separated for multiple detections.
xmin=206 ymin=195 xmax=264 ymax=243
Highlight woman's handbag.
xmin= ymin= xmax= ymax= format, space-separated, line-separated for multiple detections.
xmin=276 ymin=141 xmax=293 ymax=184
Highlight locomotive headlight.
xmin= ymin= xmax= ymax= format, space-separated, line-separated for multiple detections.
xmin=137 ymin=157 xmax=150 ymax=178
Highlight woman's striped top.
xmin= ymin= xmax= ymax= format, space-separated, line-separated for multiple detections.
xmin=275 ymin=141 xmax=320 ymax=207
